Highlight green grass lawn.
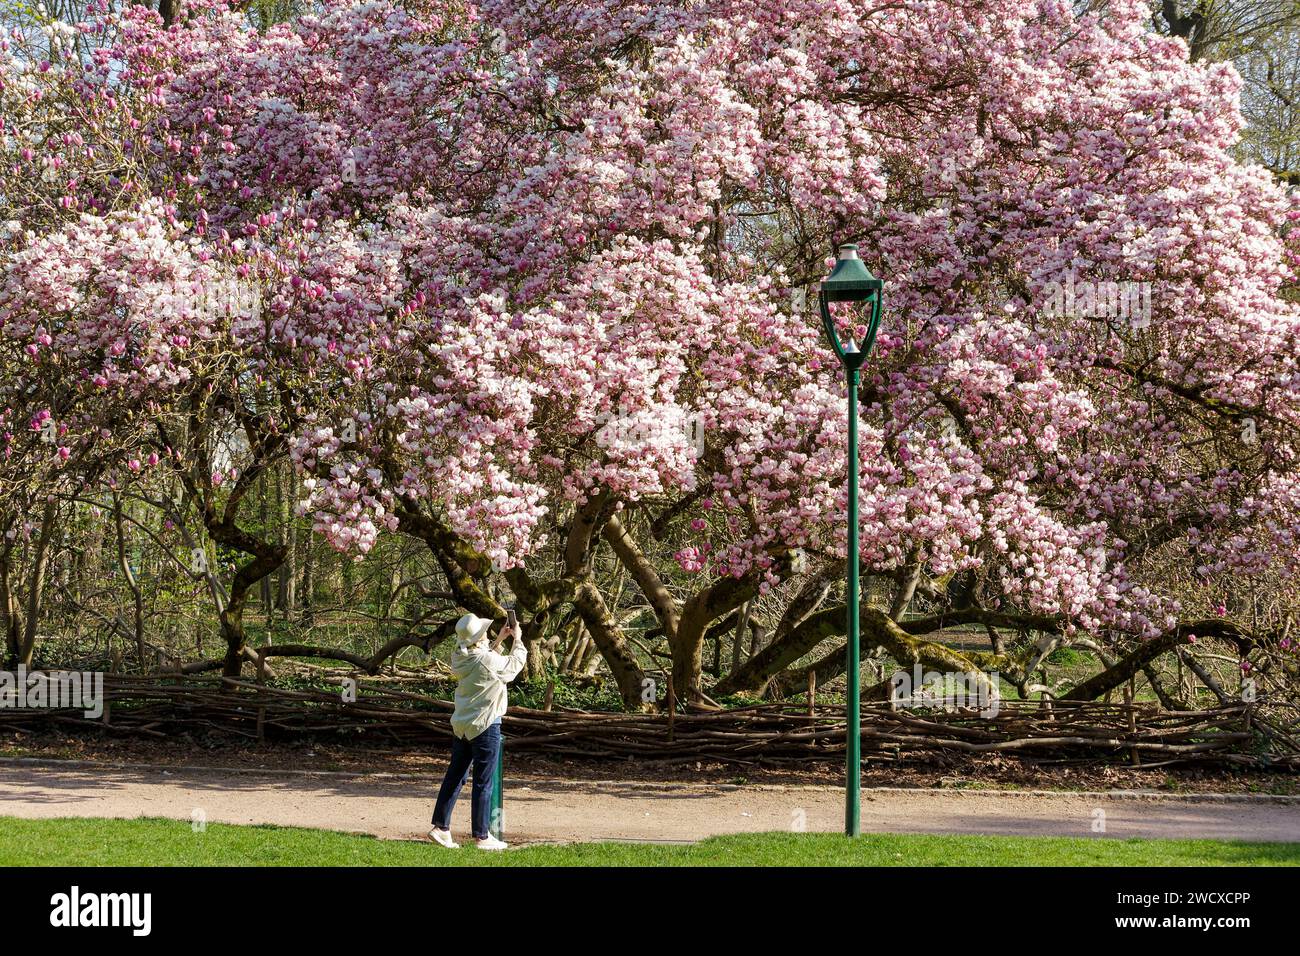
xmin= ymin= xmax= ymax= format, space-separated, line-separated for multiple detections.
xmin=0 ymin=816 xmax=1296 ymax=866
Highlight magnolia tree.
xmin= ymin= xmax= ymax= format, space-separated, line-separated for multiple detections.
xmin=3 ymin=0 xmax=1299 ymax=708
xmin=2 ymin=12 xmax=314 ymax=675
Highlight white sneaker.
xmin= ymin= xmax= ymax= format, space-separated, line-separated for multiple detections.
xmin=429 ymin=828 xmax=460 ymax=849
xmin=476 ymin=835 xmax=508 ymax=851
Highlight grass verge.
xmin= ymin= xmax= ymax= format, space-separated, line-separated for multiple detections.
xmin=0 ymin=816 xmax=1296 ymax=866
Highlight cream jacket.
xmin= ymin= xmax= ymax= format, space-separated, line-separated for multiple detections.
xmin=449 ymin=638 xmax=527 ymax=740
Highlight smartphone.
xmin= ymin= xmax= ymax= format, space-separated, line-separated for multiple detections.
xmin=505 ymin=608 xmax=518 ymax=630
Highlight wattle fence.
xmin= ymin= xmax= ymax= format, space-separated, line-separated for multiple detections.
xmin=2 ymin=673 xmax=1296 ymax=770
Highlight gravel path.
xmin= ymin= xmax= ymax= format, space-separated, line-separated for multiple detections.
xmin=2 ymin=759 xmax=1298 ymax=845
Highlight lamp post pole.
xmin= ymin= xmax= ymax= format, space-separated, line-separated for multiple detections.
xmin=845 ymin=358 xmax=861 ymax=837
xmin=817 ymin=243 xmax=882 ymax=838
xmin=491 ymin=745 xmax=503 ymax=840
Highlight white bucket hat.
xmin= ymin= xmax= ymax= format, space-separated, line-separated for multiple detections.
xmin=454 ymin=613 xmax=493 ymax=648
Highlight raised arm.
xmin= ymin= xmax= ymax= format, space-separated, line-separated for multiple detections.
xmin=499 ymin=638 xmax=527 ymax=682
xmin=489 ymin=626 xmax=528 ymax=683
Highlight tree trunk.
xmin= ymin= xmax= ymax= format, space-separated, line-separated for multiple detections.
xmin=0 ymin=539 xmax=19 ymax=667
xmin=196 ymin=514 xmax=288 ymax=678
xmin=276 ymin=466 xmax=297 ymax=613
xmin=673 ymin=573 xmax=759 ymax=705
xmin=1059 ymin=620 xmax=1249 ymax=701
xmin=300 ymin=531 xmax=314 ymax=627
xmin=725 ymin=604 xmax=1006 ymax=698
xmin=18 ymin=500 xmax=58 ymax=667
xmin=112 ymin=492 xmax=148 ymax=671
xmin=562 ymin=495 xmax=647 ymax=709
xmin=730 ymin=599 xmax=752 ymax=673
xmin=220 ymin=550 xmax=286 ymax=677
xmin=572 ymin=577 xmax=646 ymax=707
xmin=259 ymin=472 xmax=273 ymax=616
xmin=718 ymin=604 xmax=843 ymax=695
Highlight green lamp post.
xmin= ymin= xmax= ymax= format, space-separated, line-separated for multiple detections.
xmin=491 ymin=746 xmax=503 ymax=840
xmin=818 ymin=243 xmax=883 ymax=837
xmin=490 ymin=612 xmax=511 ymax=841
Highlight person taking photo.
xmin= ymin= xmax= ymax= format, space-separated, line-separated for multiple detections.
xmin=429 ymin=612 xmax=527 ymax=850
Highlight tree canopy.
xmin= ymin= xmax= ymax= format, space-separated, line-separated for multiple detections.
xmin=2 ymin=0 xmax=1298 ymax=711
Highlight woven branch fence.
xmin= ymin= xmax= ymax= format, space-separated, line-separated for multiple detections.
xmin=3 ymin=673 xmax=1297 ymax=769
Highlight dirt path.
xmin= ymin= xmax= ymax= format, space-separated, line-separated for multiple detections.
xmin=2 ymin=759 xmax=1298 ymax=844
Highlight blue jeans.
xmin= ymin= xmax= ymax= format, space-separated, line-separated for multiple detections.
xmin=432 ymin=720 xmax=500 ymax=839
